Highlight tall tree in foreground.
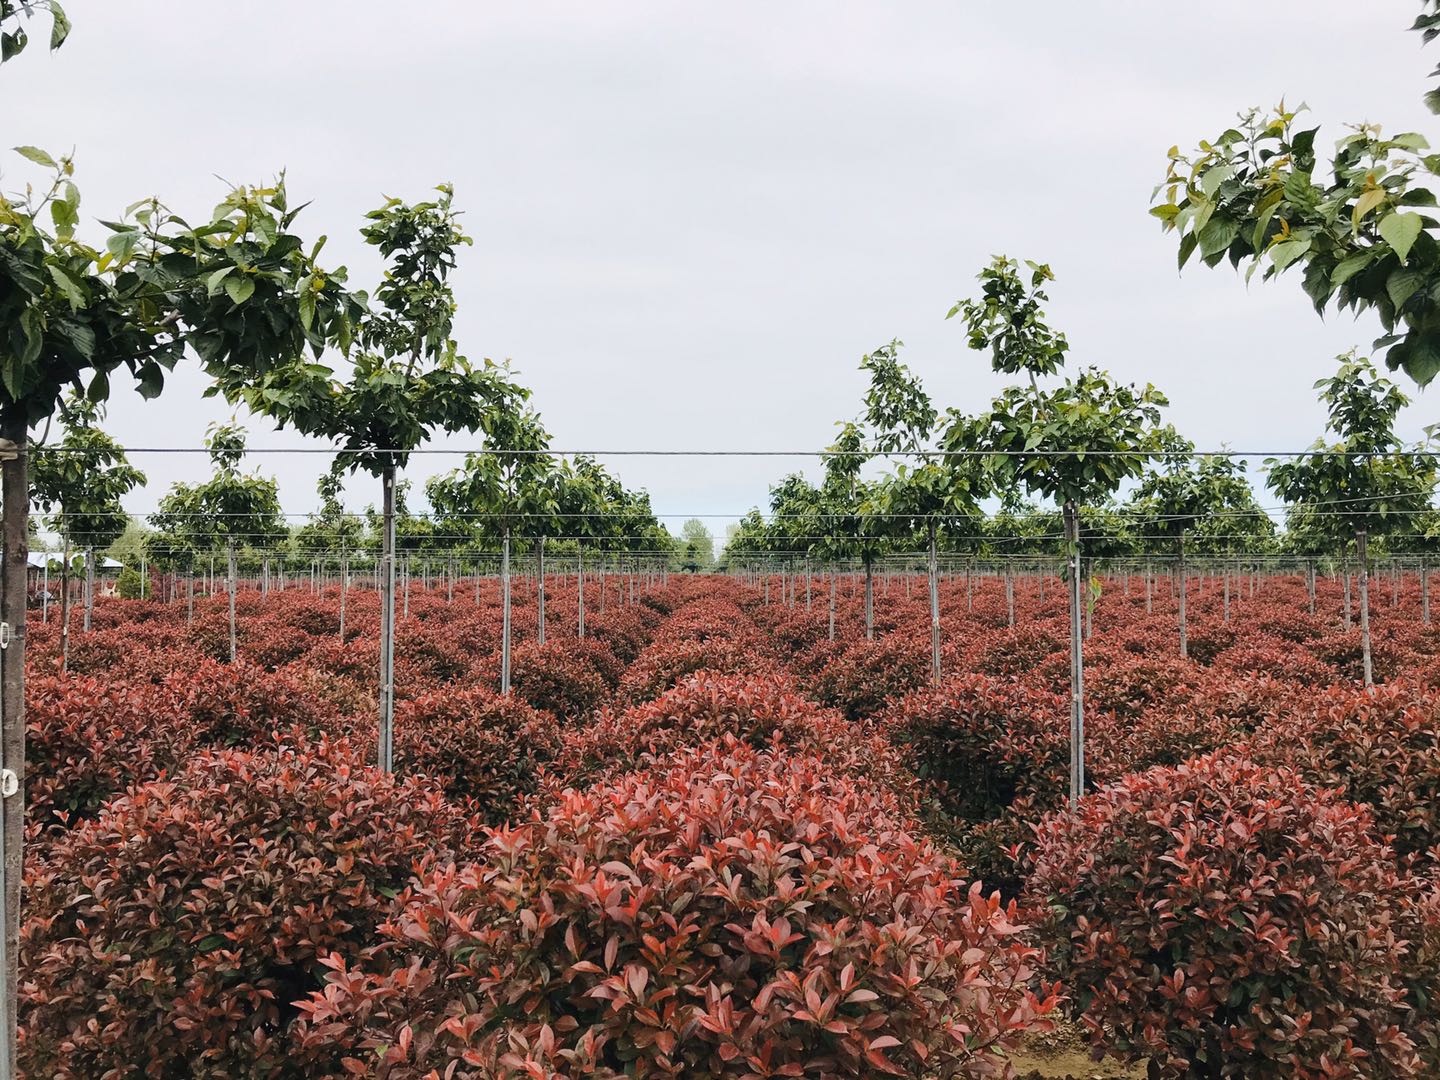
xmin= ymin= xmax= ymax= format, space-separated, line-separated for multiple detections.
xmin=213 ymin=185 xmax=524 ymax=771
xmin=29 ymin=396 xmax=144 ymax=669
xmin=149 ymin=424 xmax=285 ymax=662
xmin=2 ymin=145 xmax=352 ymax=1072
xmin=948 ymin=256 xmax=1168 ymax=807
xmin=1267 ymin=354 xmax=1436 ymax=687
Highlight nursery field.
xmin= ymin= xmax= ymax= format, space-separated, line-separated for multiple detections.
xmin=16 ymin=570 xmax=1440 ymax=1079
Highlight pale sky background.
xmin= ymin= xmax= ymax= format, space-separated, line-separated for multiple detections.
xmin=5 ymin=1 xmax=1438 ymax=545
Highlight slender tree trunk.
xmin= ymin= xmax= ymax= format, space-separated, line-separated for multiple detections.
xmin=804 ymin=558 xmax=811 ymax=611
xmin=536 ymin=538 xmax=546 ymax=647
xmin=928 ymin=523 xmax=941 ymax=686
xmin=577 ymin=549 xmax=585 ymax=638
xmin=378 ymin=466 xmax=397 ymax=773
xmin=1145 ymin=562 xmax=1153 ymax=614
xmin=1064 ymin=500 xmax=1085 ymax=810
xmin=0 ymin=424 xmax=28 ymax=1077
xmin=1178 ymin=539 xmax=1188 ymax=660
xmin=1307 ymin=559 xmax=1316 ymax=617
xmin=1223 ymin=566 xmax=1230 ymax=623
xmin=1358 ymin=529 xmax=1373 ymax=689
xmin=186 ymin=570 xmax=194 ymax=626
xmin=1423 ymin=557 xmax=1430 ymax=626
xmin=1005 ymin=568 xmax=1015 ymax=628
xmin=82 ymin=545 xmax=94 ymax=633
xmin=1342 ymin=547 xmax=1353 ymax=631
xmin=828 ymin=571 xmax=837 ymax=642
xmin=863 ymin=560 xmax=874 ymax=640
xmin=966 ymin=559 xmax=972 ymax=612
xmin=226 ymin=540 xmax=237 ymax=663
xmin=338 ymin=551 xmax=349 ymax=641
xmin=501 ymin=528 xmax=512 ymax=693
xmin=59 ymin=531 xmax=71 ymax=674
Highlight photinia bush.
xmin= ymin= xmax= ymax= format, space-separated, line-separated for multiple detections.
xmin=295 ymin=738 xmax=1057 ymax=1078
xmin=1027 ymin=752 xmax=1431 ymax=1078
xmin=1247 ymin=682 xmax=1440 ymax=861
xmin=19 ymin=739 xmax=474 ymax=1079
xmin=393 ymin=686 xmax=564 ymax=822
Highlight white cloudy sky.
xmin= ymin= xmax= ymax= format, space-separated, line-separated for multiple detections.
xmin=5 ymin=1 xmax=1438 ymax=540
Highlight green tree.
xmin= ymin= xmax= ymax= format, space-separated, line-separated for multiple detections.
xmin=1132 ymin=431 xmax=1271 ymax=655
xmin=294 ymin=465 xmax=364 ymax=638
xmin=677 ymin=518 xmax=715 ymax=572
xmin=1154 ymin=8 xmax=1440 ymax=387
xmin=948 ymin=256 xmax=1168 ymax=807
xmin=1266 ymin=354 xmax=1437 ymax=685
xmin=860 ymin=340 xmax=988 ymax=682
xmin=29 ymin=395 xmax=145 ymax=669
xmin=427 ymin=401 xmax=554 ymax=693
xmin=212 ymin=185 xmax=523 ymax=770
xmin=149 ymin=424 xmax=284 ymax=662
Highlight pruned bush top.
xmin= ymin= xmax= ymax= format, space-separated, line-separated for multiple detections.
xmin=1027 ymin=752 xmax=1432 ymax=1079
xmin=296 ymin=738 xmax=1057 ymax=1078
xmin=20 ymin=740 xmax=475 ymax=1079
xmin=394 ymin=685 xmax=564 ymax=822
xmin=1247 ymin=682 xmax=1440 ymax=861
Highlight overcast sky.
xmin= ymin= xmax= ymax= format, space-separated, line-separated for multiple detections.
xmin=6 ymin=1 xmax=1438 ymax=542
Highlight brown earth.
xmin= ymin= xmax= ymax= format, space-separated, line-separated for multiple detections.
xmin=1008 ymin=1023 xmax=1148 ymax=1080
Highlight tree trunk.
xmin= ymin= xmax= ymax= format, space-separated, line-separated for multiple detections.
xmin=1064 ymin=500 xmax=1085 ymax=810
xmin=1145 ymin=562 xmax=1152 ymax=615
xmin=1178 ymin=540 xmax=1188 ymax=660
xmin=536 ymin=538 xmax=546 ymax=647
xmin=59 ymin=531 xmax=71 ymax=674
xmin=186 ymin=570 xmax=193 ymax=626
xmin=1307 ymin=560 xmax=1316 ymax=617
xmin=378 ymin=466 xmax=397 ymax=773
xmin=1005 ymin=568 xmax=1015 ymax=628
xmin=500 ymin=528 xmax=512 ymax=694
xmin=1223 ymin=567 xmax=1230 ymax=623
xmin=82 ymin=545 xmax=94 ymax=633
xmin=226 ymin=540 xmax=237 ymax=663
xmin=577 ymin=550 xmax=585 ymax=639
xmin=863 ymin=560 xmax=874 ymax=640
xmin=804 ymin=559 xmax=811 ymax=611
xmin=828 ymin=571 xmax=837 ymax=642
xmin=0 ymin=424 xmax=28 ymax=1077
xmin=1423 ymin=558 xmax=1430 ymax=626
xmin=1357 ymin=529 xmax=1373 ymax=689
xmin=338 ymin=551 xmax=349 ymax=641
xmin=1342 ymin=547 xmax=1353 ymax=631
xmin=928 ymin=523 xmax=941 ymax=686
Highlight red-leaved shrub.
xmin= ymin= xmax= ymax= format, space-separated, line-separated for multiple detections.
xmin=1027 ymin=752 xmax=1431 ymax=1078
xmin=393 ymin=687 xmax=563 ymax=822
xmin=1247 ymin=682 xmax=1440 ymax=860
xmin=295 ymin=739 xmax=1057 ymax=1077
xmin=19 ymin=740 xmax=473 ymax=1079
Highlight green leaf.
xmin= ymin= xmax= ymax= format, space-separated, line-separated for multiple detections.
xmin=45 ymin=263 xmax=84 ymax=308
xmin=1331 ymin=252 xmax=1373 ymax=286
xmin=1269 ymin=238 xmax=1312 ymax=270
xmin=49 ymin=2 xmax=71 ymax=50
xmin=205 ymin=265 xmax=235 ymax=295
xmin=224 ymin=274 xmax=255 ymax=305
xmin=196 ymin=935 xmax=226 ymax=953
xmin=1379 ymin=211 xmax=1424 ymax=264
xmin=1387 ymin=265 xmax=1426 ymax=309
xmin=14 ymin=145 xmax=56 ymax=168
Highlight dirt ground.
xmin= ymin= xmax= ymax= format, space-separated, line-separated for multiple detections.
xmin=1007 ymin=1023 xmax=1148 ymax=1080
